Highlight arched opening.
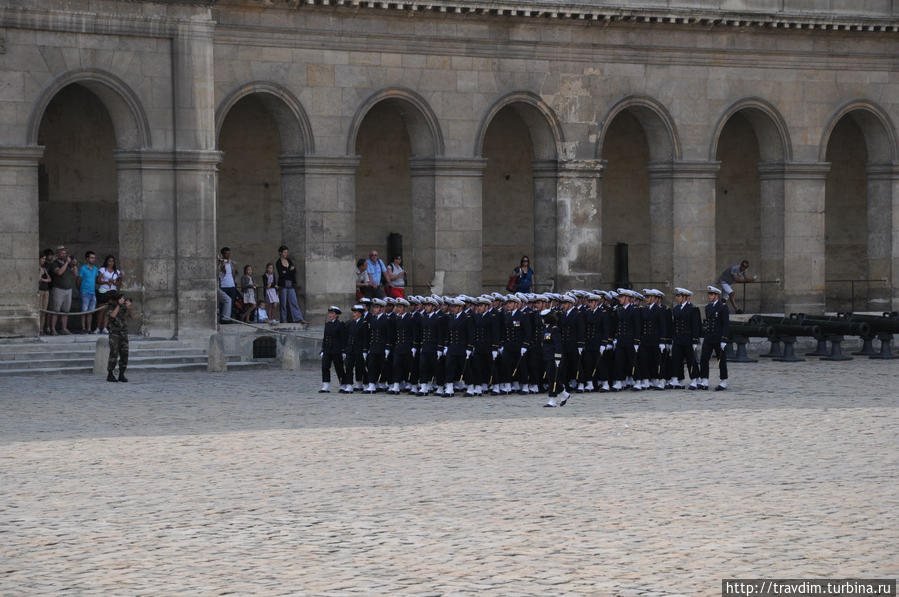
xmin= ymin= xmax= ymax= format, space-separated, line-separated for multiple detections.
xmin=715 ymin=113 xmax=761 ymax=307
xmin=481 ymin=106 xmax=535 ymax=289
xmin=218 ymin=95 xmax=283 ymax=277
xmin=823 ymin=105 xmax=895 ymax=312
xmin=601 ymin=111 xmax=651 ymax=288
xmin=37 ymin=83 xmax=119 ymax=325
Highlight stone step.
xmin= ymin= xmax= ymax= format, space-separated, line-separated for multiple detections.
xmin=0 ymin=358 xmax=269 ymax=376
xmin=0 ymin=347 xmax=208 ymax=361
xmin=0 ymin=354 xmax=216 ymax=370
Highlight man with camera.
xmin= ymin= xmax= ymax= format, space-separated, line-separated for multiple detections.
xmin=48 ymin=246 xmax=78 ymax=335
xmin=106 ymin=291 xmax=133 ymax=382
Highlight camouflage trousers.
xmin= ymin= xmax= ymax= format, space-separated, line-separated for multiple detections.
xmin=108 ymin=332 xmax=129 ymax=372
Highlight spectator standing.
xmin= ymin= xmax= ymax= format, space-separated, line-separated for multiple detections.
xmin=240 ymin=265 xmax=257 ymax=323
xmin=263 ymin=263 xmax=280 ymax=323
xmin=38 ymin=249 xmax=53 ymax=334
xmin=355 ymin=258 xmax=377 ymax=299
xmin=96 ymin=255 xmax=122 ymax=333
xmin=48 ymin=246 xmax=77 ymax=335
xmin=276 ymin=245 xmax=308 ymax=324
xmin=512 ymin=256 xmax=534 ymax=293
xmin=218 ymin=247 xmax=238 ymax=322
xmin=385 ymin=254 xmax=406 ymax=298
xmin=365 ymin=249 xmax=388 ymax=299
xmin=718 ymin=259 xmax=756 ymax=314
xmin=78 ymin=251 xmax=100 ymax=333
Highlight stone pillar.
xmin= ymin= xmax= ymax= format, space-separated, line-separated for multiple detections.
xmin=114 ymin=150 xmax=179 ymax=338
xmin=866 ymin=164 xmax=897 ymax=310
xmin=647 ymin=162 xmax=675 ymax=293
xmin=556 ymin=159 xmax=603 ymax=290
xmin=758 ymin=162 xmax=787 ymax=312
xmin=303 ymin=155 xmax=360 ymax=316
xmin=432 ymin=158 xmax=487 ymax=295
xmin=171 ymin=18 xmax=219 ymax=337
xmin=409 ymin=158 xmax=438 ymax=295
xmin=0 ymin=145 xmax=44 ymax=337
xmin=671 ymin=161 xmax=720 ymax=295
xmin=783 ymin=162 xmax=830 ymax=314
xmin=531 ymin=160 xmax=558 ymax=292
xmin=280 ymin=153 xmax=306 ymax=294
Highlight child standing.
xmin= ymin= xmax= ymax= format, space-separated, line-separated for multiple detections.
xmin=263 ymin=263 xmax=280 ymax=324
xmin=240 ymin=265 xmax=257 ymax=323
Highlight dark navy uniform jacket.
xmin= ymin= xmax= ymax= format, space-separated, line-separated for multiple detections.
xmin=446 ymin=312 xmax=474 ymax=356
xmin=615 ymin=304 xmax=639 ymax=345
xmin=501 ymin=310 xmax=532 ymax=349
xmin=541 ymin=324 xmax=563 ymax=360
xmin=584 ymin=307 xmax=605 ymax=352
xmin=369 ymin=313 xmax=391 ymax=354
xmin=345 ymin=317 xmax=370 ymax=355
xmin=672 ymin=302 xmax=702 ymax=345
xmin=391 ymin=313 xmax=415 ymax=355
xmin=473 ymin=311 xmax=498 ymax=354
xmin=322 ymin=319 xmax=347 ymax=355
xmin=416 ymin=311 xmax=445 ymax=353
xmin=639 ymin=304 xmax=665 ymax=345
xmin=703 ymin=300 xmax=730 ymax=342
xmin=560 ymin=307 xmax=586 ymax=352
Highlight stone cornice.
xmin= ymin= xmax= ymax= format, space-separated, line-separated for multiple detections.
xmin=0 ymin=145 xmax=45 ymax=166
xmin=409 ymin=157 xmax=487 ymax=176
xmin=0 ymin=5 xmax=214 ymax=39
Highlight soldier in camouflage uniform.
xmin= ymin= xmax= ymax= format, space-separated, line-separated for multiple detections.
xmin=106 ymin=291 xmax=132 ymax=382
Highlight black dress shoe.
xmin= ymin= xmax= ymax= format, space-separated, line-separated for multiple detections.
xmin=117 ymin=373 xmax=128 ymax=383
xmin=106 ymin=372 xmax=118 ymax=382
xmin=714 ymin=385 xmax=727 ymax=391
xmin=700 ymin=385 xmax=709 ymax=391
xmin=559 ymin=397 xmax=569 ymax=406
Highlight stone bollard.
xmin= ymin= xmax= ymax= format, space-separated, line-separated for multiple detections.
xmin=93 ymin=336 xmax=110 ymax=375
xmin=281 ymin=335 xmax=301 ymax=371
xmin=208 ymin=333 xmax=228 ymax=372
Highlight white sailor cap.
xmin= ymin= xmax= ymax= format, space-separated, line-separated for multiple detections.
xmin=539 ymin=308 xmax=552 ymax=317
xmin=328 ymin=305 xmax=342 ymax=314
xmin=561 ymin=293 xmax=576 ymax=303
xmin=351 ymin=304 xmax=365 ymax=312
xmin=478 ymin=297 xmax=491 ymax=305
xmin=633 ymin=291 xmax=645 ymax=300
xmin=491 ymin=292 xmax=504 ymax=300
xmin=674 ymin=287 xmax=693 ymax=296
xmin=707 ymin=285 xmax=722 ymax=295
xmin=651 ymin=288 xmax=665 ymax=297
xmin=360 ymin=297 xmax=372 ymax=304
xmin=586 ymin=293 xmax=602 ymax=301
xmin=617 ymin=288 xmax=630 ymax=296
xmin=608 ymin=290 xmax=620 ymax=299
xmin=372 ymin=298 xmax=387 ymax=306
xmin=408 ymin=296 xmax=421 ymax=304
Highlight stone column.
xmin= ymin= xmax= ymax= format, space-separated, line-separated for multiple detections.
xmin=757 ymin=162 xmax=787 ymax=312
xmin=783 ymin=162 xmax=830 ymax=314
xmin=647 ymin=162 xmax=675 ymax=294
xmin=0 ymin=145 xmax=44 ymax=337
xmin=303 ymin=155 xmax=360 ymax=315
xmin=556 ymin=159 xmax=603 ymax=290
xmin=531 ymin=160 xmax=558 ymax=292
xmin=431 ymin=158 xmax=487 ymax=295
xmin=280 ymin=153 xmax=306 ymax=293
xmin=171 ymin=17 xmax=219 ymax=337
xmin=114 ymin=150 xmax=179 ymax=338
xmin=671 ymin=161 xmax=720 ymax=295
xmin=866 ymin=164 xmax=897 ymax=310
xmin=409 ymin=158 xmax=438 ymax=295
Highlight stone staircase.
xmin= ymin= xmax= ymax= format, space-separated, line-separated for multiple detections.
xmin=0 ymin=336 xmax=269 ymax=376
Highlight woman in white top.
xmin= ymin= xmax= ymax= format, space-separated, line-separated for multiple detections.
xmin=385 ymin=254 xmax=406 ymax=298
xmin=96 ymin=255 xmax=122 ymax=333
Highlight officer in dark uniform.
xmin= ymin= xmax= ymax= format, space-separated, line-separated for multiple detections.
xmin=364 ymin=299 xmax=389 ymax=393
xmin=432 ymin=297 xmax=450 ymax=396
xmin=540 ymin=309 xmax=569 ymax=407
xmin=580 ymin=293 xmax=605 ymax=392
xmin=699 ymin=286 xmax=730 ymax=391
xmin=444 ymin=298 xmax=474 ymax=397
xmin=407 ymin=296 xmax=422 ymax=391
xmin=612 ymin=289 xmax=639 ymax=391
xmin=320 ymin=306 xmax=347 ymax=393
xmin=669 ymin=287 xmax=701 ymax=389
xmin=526 ymin=294 xmax=546 ymax=393
xmin=341 ymin=304 xmax=370 ymax=393
xmin=499 ymin=295 xmax=531 ymax=394
xmin=470 ymin=297 xmax=497 ymax=396
xmin=635 ymin=289 xmax=664 ymax=391
xmin=654 ymin=290 xmax=674 ymax=390
xmin=415 ymin=297 xmax=444 ymax=396
xmin=559 ymin=294 xmax=585 ymax=392
xmin=388 ymin=298 xmax=414 ymax=394
xmin=594 ymin=291 xmax=616 ymax=392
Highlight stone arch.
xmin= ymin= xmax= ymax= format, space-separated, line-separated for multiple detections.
xmin=596 ymin=95 xmax=681 ymax=162
xmin=818 ymin=99 xmax=897 ymax=164
xmin=347 ymin=87 xmax=444 ymax=157
xmin=709 ymin=97 xmax=793 ymax=162
xmin=216 ymin=81 xmax=315 ymax=155
xmin=474 ymin=91 xmax=564 ymax=160
xmin=28 ymin=68 xmax=151 ymax=149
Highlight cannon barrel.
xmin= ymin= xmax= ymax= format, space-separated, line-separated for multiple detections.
xmin=794 ymin=318 xmax=871 ymax=337
xmin=769 ymin=323 xmax=821 ymax=338
xmin=838 ymin=312 xmax=898 ymax=321
xmin=729 ymin=323 xmax=775 ymax=338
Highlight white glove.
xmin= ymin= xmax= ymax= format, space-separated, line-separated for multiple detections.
xmin=465 ymin=349 xmax=472 ymax=358
xmin=363 ymin=351 xmax=368 ymax=360
xmin=720 ymin=342 xmax=727 ymax=351
xmin=412 ymin=348 xmax=417 ymax=357
xmin=341 ymin=353 xmax=346 ymax=360
xmin=613 ymin=339 xmax=618 ymax=349
xmin=385 ymin=349 xmax=391 ymax=358
xmin=658 ymin=344 xmax=665 ymax=353
xmin=666 ymin=344 xmax=672 ymax=352
xmin=554 ymin=359 xmax=561 ymax=368
xmin=600 ymin=345 xmax=607 ymax=355
xmin=491 ymin=350 xmax=498 ymax=360
xmin=520 ymin=347 xmax=527 ymax=357
xmin=436 ymin=350 xmax=442 ymax=359
xmin=498 ymin=346 xmax=504 ymax=355
xmin=577 ymin=347 xmax=583 ymax=355
xmin=692 ymin=343 xmax=698 ymax=352
xmin=319 ymin=351 xmax=323 ymax=358
xmin=442 ymin=347 xmax=448 ymax=357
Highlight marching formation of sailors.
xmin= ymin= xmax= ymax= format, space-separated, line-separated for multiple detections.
xmin=320 ymin=285 xmax=731 ymax=407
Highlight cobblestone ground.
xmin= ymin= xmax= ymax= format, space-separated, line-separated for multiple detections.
xmin=1 ymin=358 xmax=897 ymax=596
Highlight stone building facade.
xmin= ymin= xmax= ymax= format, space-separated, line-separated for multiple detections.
xmin=1 ymin=0 xmax=898 ymax=337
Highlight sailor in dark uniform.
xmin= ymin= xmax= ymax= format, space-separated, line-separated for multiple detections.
xmin=668 ymin=287 xmax=701 ymax=389
xmin=470 ymin=297 xmax=497 ymax=396
xmin=320 ymin=305 xmax=347 ymax=393
xmin=499 ymin=295 xmax=532 ymax=394
xmin=699 ymin=285 xmax=730 ymax=391
xmin=653 ymin=290 xmax=674 ymax=390
xmin=559 ymin=294 xmax=585 ymax=392
xmin=528 ymin=294 xmax=548 ymax=393
xmin=364 ymin=299 xmax=389 ymax=393
xmin=415 ymin=297 xmax=444 ymax=396
xmin=341 ymin=304 xmax=370 ymax=393
xmin=444 ymin=298 xmax=474 ymax=397
xmin=540 ymin=309 xmax=569 ymax=407
xmin=388 ymin=298 xmax=414 ymax=394
xmin=612 ymin=289 xmax=639 ymax=391
xmin=635 ymin=289 xmax=664 ymax=391
xmin=581 ymin=293 xmax=604 ymax=392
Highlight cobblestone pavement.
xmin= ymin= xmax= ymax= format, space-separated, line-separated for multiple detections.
xmin=1 ymin=359 xmax=897 ymax=596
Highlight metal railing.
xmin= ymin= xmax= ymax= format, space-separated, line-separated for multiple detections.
xmin=825 ymin=278 xmax=888 ymax=313
xmin=737 ymin=279 xmax=781 ymax=313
